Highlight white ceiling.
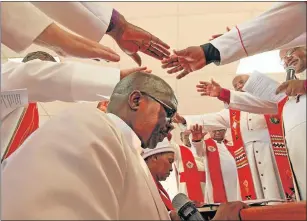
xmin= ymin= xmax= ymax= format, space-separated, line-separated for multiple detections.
xmin=1 ymin=2 xmax=287 ymax=140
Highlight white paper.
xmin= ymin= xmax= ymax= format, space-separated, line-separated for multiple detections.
xmin=243 ymin=71 xmax=287 ymax=103
xmin=1 ymin=89 xmax=28 ymax=113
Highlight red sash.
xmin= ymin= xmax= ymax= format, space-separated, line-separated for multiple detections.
xmin=229 ymin=109 xmax=257 ymax=200
xmin=179 ymin=145 xmax=206 ymax=203
xmin=204 ymin=138 xmax=227 ymax=202
xmin=154 ymin=179 xmax=174 ymax=211
xmin=2 ymin=103 xmax=39 ymax=161
xmin=264 ymin=97 xmax=296 ymax=201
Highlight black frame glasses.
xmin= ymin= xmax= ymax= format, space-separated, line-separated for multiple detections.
xmin=140 ymin=91 xmax=176 ymax=119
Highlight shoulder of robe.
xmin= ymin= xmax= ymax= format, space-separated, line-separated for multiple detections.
xmin=44 ymin=103 xmax=126 ymax=152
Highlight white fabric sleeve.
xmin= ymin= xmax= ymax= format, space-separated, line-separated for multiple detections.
xmin=225 ymin=90 xmax=278 ymax=114
xmin=1 ymin=2 xmax=53 ymax=52
xmin=191 ymin=141 xmax=206 ymax=157
xmin=211 ymin=2 xmax=306 ymax=65
xmin=184 ymin=110 xmax=230 ymax=132
xmin=32 ymin=2 xmax=113 ymax=42
xmin=1 ymin=60 xmax=120 ymax=102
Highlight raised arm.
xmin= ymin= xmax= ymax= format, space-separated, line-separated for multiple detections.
xmin=1 ymin=60 xmax=149 ymax=103
xmin=196 ymin=79 xmax=278 ymax=114
xmin=32 ymin=2 xmax=171 ymax=65
xmin=211 ymin=2 xmax=306 ymax=65
xmin=173 ymin=111 xmax=230 ymax=134
xmin=162 ymin=2 xmax=306 ymax=78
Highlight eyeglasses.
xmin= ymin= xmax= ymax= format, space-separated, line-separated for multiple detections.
xmin=140 ymin=91 xmax=176 ymax=119
xmin=280 ymin=48 xmax=297 ymax=67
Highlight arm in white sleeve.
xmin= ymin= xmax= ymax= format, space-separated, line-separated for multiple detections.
xmin=191 ymin=141 xmax=206 ymax=157
xmin=211 ymin=2 xmax=306 ymax=65
xmin=1 ymin=2 xmax=53 ymax=52
xmin=278 ymin=32 xmax=306 ymax=50
xmin=1 ymin=60 xmax=120 ymax=102
xmin=225 ymin=90 xmax=278 ymax=114
xmin=184 ymin=109 xmax=230 ymax=132
xmin=32 ymin=2 xmax=113 ymax=42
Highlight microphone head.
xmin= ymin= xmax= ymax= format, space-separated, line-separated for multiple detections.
xmin=285 ymin=66 xmax=295 ymax=72
xmin=172 ymin=193 xmax=190 ymax=211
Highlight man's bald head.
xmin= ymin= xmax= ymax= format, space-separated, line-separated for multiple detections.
xmin=279 ymin=47 xmax=306 ymax=74
xmin=22 ymin=51 xmax=56 ymax=63
xmin=109 ymin=72 xmax=177 ymax=105
xmin=232 ymin=74 xmax=249 ymax=92
xmin=108 ymin=72 xmax=178 ymax=149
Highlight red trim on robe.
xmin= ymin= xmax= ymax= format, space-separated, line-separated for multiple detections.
xmin=153 ymin=178 xmax=174 ymax=211
xmin=235 ymin=26 xmax=249 ymax=56
xmin=218 ymin=88 xmax=231 ymax=104
xmin=2 ymin=103 xmax=39 ymax=161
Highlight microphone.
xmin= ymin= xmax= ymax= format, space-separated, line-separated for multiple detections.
xmin=172 ymin=193 xmax=205 ymax=221
xmin=285 ymin=66 xmax=296 ymax=81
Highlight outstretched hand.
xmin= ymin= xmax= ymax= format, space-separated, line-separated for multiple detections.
xmin=108 ymin=10 xmax=171 ymax=66
xmin=196 ymin=79 xmax=222 ymax=97
xmin=190 ymin=124 xmax=207 ymax=141
xmin=161 ymin=46 xmax=206 ymax=79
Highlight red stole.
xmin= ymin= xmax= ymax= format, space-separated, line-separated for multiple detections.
xmin=229 ymin=109 xmax=257 ymax=200
xmin=2 ymin=103 xmax=39 ymax=161
xmin=153 ymin=178 xmax=174 ymax=211
xmin=264 ymin=97 xmax=296 ymax=201
xmin=179 ymin=145 xmax=206 ymax=203
xmin=204 ymin=138 xmax=227 ymax=203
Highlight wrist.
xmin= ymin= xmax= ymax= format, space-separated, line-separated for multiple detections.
xmin=106 ymin=9 xmax=127 ymax=39
xmin=200 ymin=43 xmax=220 ymax=65
xmin=218 ymin=88 xmax=231 ymax=104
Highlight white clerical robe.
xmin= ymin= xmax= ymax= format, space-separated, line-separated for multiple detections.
xmin=1 ymin=60 xmax=119 ymax=159
xmin=1 ymin=104 xmax=170 ymax=220
xmin=184 ymin=110 xmax=286 ymax=200
xmin=192 ymin=140 xmax=241 ymax=202
xmin=225 ymin=90 xmax=306 ymax=200
xmin=211 ymin=2 xmax=306 ymax=65
xmin=1 ymin=2 xmax=113 ymax=52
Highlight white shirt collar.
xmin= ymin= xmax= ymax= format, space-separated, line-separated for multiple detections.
xmin=106 ymin=113 xmax=143 ymax=155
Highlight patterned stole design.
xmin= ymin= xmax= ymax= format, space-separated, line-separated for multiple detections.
xmin=229 ymin=109 xmax=257 ymax=200
xmin=264 ymin=97 xmax=296 ymax=201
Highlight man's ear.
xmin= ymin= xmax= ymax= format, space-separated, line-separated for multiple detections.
xmin=128 ymin=91 xmax=142 ymax=111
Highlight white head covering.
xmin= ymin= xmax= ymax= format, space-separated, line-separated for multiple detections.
xmin=142 ymin=138 xmax=174 ymax=159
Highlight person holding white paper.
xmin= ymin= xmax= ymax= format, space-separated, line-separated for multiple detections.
xmin=196 ymin=70 xmax=306 ymax=200
xmin=174 ymin=74 xmax=297 ymax=202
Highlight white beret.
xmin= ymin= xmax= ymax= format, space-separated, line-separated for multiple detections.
xmin=142 ymin=138 xmax=175 ymax=159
